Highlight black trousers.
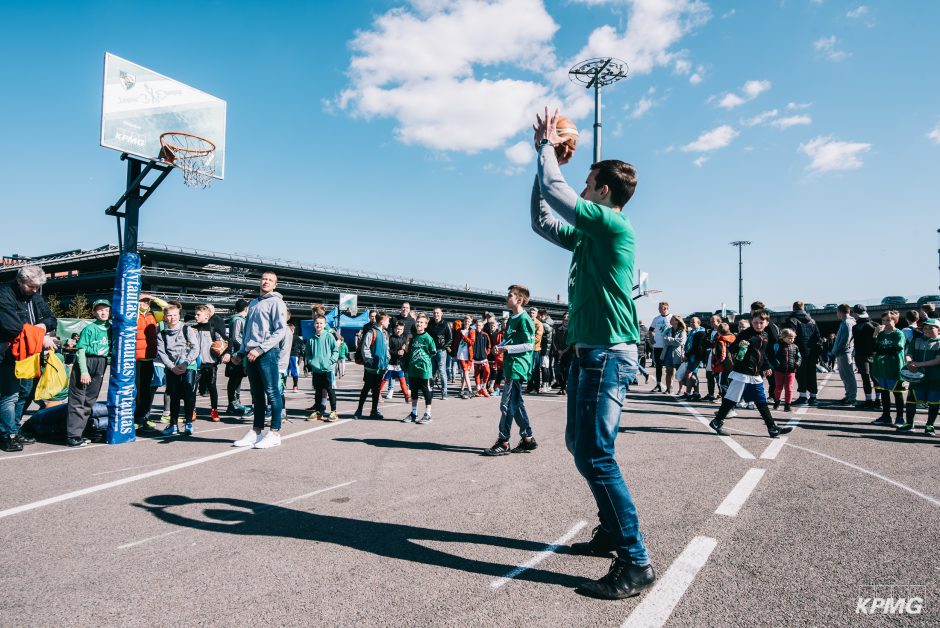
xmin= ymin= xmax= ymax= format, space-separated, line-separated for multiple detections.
xmin=134 ymin=360 xmax=155 ymax=422
xmin=226 ymin=360 xmax=246 ymax=407
xmin=166 ymin=369 xmax=198 ymax=423
xmin=857 ymin=358 xmax=873 ymax=396
xmin=796 ymin=355 xmax=818 ymax=394
xmin=312 ymin=371 xmax=336 ymax=412
xmin=411 ymin=377 xmax=432 ymax=405
xmin=67 ymin=356 xmax=106 ymax=439
xmin=357 ymin=371 xmax=382 ymax=414
xmin=198 ymin=364 xmax=219 ymax=409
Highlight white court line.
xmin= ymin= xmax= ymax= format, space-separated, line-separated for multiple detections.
xmin=92 ymin=457 xmax=204 ymax=477
xmin=715 ymin=468 xmax=766 ymax=517
xmin=678 ymin=401 xmax=755 ymax=460
xmin=0 ymin=443 xmax=107 ymax=461
xmin=759 ymin=436 xmax=788 ymax=460
xmin=621 ymin=536 xmax=718 ymax=628
xmin=489 ymin=520 xmax=587 ymax=589
xmin=0 ymin=420 xmax=352 ymax=521
xmin=118 ymin=480 xmax=357 ymax=550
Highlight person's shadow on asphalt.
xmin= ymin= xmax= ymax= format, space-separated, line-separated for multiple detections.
xmin=332 ymin=437 xmax=483 ymax=455
xmin=134 ymin=494 xmax=586 ymax=588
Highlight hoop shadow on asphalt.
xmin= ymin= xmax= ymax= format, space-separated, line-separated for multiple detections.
xmin=134 ymin=495 xmax=585 ymax=588
xmin=332 ymin=437 xmax=483 ymax=455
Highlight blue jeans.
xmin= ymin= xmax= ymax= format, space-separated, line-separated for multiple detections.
xmin=566 ymin=345 xmax=650 ymax=566
xmin=247 ymin=349 xmax=283 ymax=431
xmin=433 ymin=350 xmax=449 ymax=398
xmin=0 ymin=356 xmax=34 ymax=436
xmin=498 ymin=378 xmax=531 ymax=441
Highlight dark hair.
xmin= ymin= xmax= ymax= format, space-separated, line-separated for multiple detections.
xmin=235 ymin=298 xmax=249 ymax=312
xmin=905 ymin=310 xmax=920 ymax=324
xmin=750 ymin=301 xmax=765 ymax=311
xmin=923 ymin=303 xmax=937 ymax=316
xmin=590 ymin=160 xmax=637 ymax=207
xmin=751 ymin=309 xmax=770 ymax=321
xmin=792 ymin=300 xmax=804 ymax=311
xmin=376 ymin=311 xmax=390 ymax=322
xmin=507 ymin=284 xmax=530 ymax=306
xmin=837 ymin=304 xmax=851 ymax=315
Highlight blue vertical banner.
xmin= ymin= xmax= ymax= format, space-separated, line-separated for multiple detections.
xmin=107 ymin=252 xmax=141 ymax=444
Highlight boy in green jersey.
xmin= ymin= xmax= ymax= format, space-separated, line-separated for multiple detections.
xmin=528 ymin=108 xmax=653 ymax=601
xmin=65 ymin=299 xmax=111 ymax=447
xmin=902 ymin=318 xmax=940 ymax=434
xmin=483 ymin=285 xmax=536 ymax=456
xmin=404 ymin=313 xmax=437 ymax=424
xmin=871 ymin=310 xmax=906 ymax=426
xmin=305 ymin=315 xmax=339 ymax=422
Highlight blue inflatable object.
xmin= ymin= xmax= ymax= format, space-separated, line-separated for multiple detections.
xmin=106 ymin=252 xmax=141 ymax=444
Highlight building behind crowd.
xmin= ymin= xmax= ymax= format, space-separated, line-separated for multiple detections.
xmin=0 ymin=243 xmax=568 ymax=320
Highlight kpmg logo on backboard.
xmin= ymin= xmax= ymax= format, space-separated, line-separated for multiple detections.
xmin=856 ymin=585 xmax=925 ymax=616
xmin=119 ymin=70 xmax=135 ymax=90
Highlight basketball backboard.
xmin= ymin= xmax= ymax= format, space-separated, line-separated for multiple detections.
xmin=101 ymin=52 xmax=226 ymax=179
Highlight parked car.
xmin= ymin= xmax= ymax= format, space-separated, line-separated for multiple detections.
xmin=685 ymin=311 xmax=714 ymax=324
xmin=714 ymin=308 xmax=737 ymax=318
xmin=824 ymin=304 xmax=838 ymax=310
xmin=804 ymin=303 xmax=819 ymax=311
xmin=917 ymin=295 xmax=940 ymax=307
xmin=881 ymin=296 xmax=907 ymax=307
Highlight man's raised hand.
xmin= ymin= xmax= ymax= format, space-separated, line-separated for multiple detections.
xmin=532 ymin=107 xmax=564 ymax=150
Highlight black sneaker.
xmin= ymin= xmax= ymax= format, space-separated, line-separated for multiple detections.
xmin=14 ymin=433 xmax=35 ymax=445
xmin=708 ymin=418 xmax=725 ymax=435
xmin=690 ymin=393 xmax=702 ymax=401
xmin=772 ymin=399 xmax=780 ymax=410
xmin=402 ymin=412 xmax=417 ymax=423
xmin=1 ymin=434 xmax=23 ymax=452
xmin=783 ymin=404 xmax=791 ymax=413
xmin=510 ymin=437 xmax=538 ymax=453
xmin=576 ymin=558 xmax=656 ymax=600
xmin=569 ymin=525 xmax=616 ymax=557
xmin=896 ymin=422 xmax=913 ymax=432
xmin=871 ymin=416 xmax=892 ymax=426
xmin=369 ymin=411 xmax=384 ymax=420
xmin=767 ymin=424 xmax=793 ymax=438
xmin=703 ymin=394 xmax=716 ymax=402
xmin=482 ymin=440 xmax=511 ymax=456
xmin=652 ymin=384 xmax=662 ymax=393
xmin=791 ymin=397 xmax=806 ymax=406
xmin=66 ymin=437 xmax=89 ymax=448
xmin=808 ymin=397 xmax=817 ymax=406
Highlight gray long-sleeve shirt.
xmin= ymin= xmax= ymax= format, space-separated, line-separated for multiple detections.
xmin=241 ymin=291 xmax=287 ymax=356
xmin=156 ymin=324 xmax=201 ymax=369
xmin=530 ymin=144 xmax=579 ymax=250
xmin=833 ymin=316 xmax=856 ymax=356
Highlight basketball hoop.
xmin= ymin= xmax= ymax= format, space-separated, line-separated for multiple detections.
xmin=159 ymin=132 xmax=216 ymax=188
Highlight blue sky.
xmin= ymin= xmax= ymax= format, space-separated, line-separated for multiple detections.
xmin=2 ymin=0 xmax=939 ymax=323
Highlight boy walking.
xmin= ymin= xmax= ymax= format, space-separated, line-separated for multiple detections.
xmin=65 ymin=299 xmax=111 ymax=447
xmin=355 ymin=312 xmax=390 ymax=419
xmin=381 ymin=321 xmax=411 ymax=402
xmin=404 ymin=313 xmax=436 ymax=424
xmin=709 ymin=310 xmax=795 ymax=438
xmin=305 ymin=315 xmax=339 ymax=422
xmin=155 ymin=303 xmax=200 ymax=436
xmin=483 ymin=285 xmax=536 ymax=456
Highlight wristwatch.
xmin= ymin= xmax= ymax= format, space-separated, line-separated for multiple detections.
xmin=537 ymin=138 xmax=553 ymax=148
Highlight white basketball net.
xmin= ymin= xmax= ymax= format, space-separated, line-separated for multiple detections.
xmin=160 ymin=133 xmax=216 ymax=189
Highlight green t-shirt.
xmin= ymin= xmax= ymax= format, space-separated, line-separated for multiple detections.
xmin=407 ymin=332 xmax=436 ymax=379
xmin=872 ymin=329 xmax=905 ymax=380
xmin=557 ymin=198 xmax=640 ymax=346
xmin=338 ymin=343 xmax=349 ymax=360
xmin=76 ymin=319 xmax=111 ymax=375
xmin=908 ymin=335 xmax=940 ymax=388
xmin=502 ymin=312 xmax=534 ymax=381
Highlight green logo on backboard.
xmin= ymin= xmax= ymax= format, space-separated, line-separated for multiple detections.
xmin=119 ymin=70 xmax=136 ymax=90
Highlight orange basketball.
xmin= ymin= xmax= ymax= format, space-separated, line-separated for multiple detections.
xmin=555 ymin=115 xmax=579 ymax=165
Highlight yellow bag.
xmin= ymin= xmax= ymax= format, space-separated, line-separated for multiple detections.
xmin=35 ymin=351 xmax=69 ymax=401
xmin=14 ymin=353 xmax=41 ymax=379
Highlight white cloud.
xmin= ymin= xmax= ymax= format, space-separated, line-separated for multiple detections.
xmin=689 ymin=72 xmax=702 ymax=85
xmin=336 ymin=0 xmax=711 ymax=159
xmin=846 ymin=5 xmax=869 ymax=18
xmin=742 ymin=109 xmax=779 ymax=127
xmin=928 ymin=122 xmax=940 ymax=144
xmin=681 ymin=124 xmax=739 ymax=152
xmin=673 ymin=58 xmax=691 ymax=75
xmin=505 ymin=141 xmax=534 ymax=165
xmin=814 ymin=35 xmax=851 ymax=61
xmin=786 ymin=101 xmax=812 ymax=110
xmin=771 ymin=115 xmax=812 ymax=129
xmin=721 ymin=9 xmax=735 ymax=19
xmin=715 ymin=79 xmax=771 ymax=109
xmin=693 ymin=156 xmax=708 ymax=167
xmin=800 ymin=136 xmax=871 ymax=173
xmin=626 ymin=87 xmax=658 ymax=119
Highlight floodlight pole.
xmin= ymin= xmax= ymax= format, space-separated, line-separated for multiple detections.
xmin=730 ymin=241 xmax=751 ymax=315
xmin=568 ymin=58 xmax=628 ymax=163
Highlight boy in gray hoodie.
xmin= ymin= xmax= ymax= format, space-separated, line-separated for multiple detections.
xmin=833 ymin=304 xmax=857 ymax=404
xmin=156 ymin=303 xmax=201 ymax=436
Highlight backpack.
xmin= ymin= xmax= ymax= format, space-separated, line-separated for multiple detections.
xmin=354 ymin=328 xmax=377 ymax=365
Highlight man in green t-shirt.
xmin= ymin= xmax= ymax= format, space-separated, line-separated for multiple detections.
xmin=529 ymin=108 xmax=652 ymax=601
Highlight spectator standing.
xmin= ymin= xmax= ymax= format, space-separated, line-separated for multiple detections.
xmin=65 ymin=299 xmax=111 ymax=447
xmin=784 ymin=301 xmax=822 ymax=407
xmin=155 ymin=303 xmax=200 ymax=437
xmin=833 ymin=304 xmax=857 ymax=405
xmin=681 ymin=317 xmax=708 ymax=400
xmin=527 ymin=307 xmax=544 ymax=393
xmin=902 ymin=318 xmax=940 ymax=434
xmin=193 ymin=304 xmax=224 ymax=421
xmin=771 ymin=328 xmax=801 ymax=412
xmin=404 ymin=313 xmax=436 ymax=424
xmin=426 ymin=308 xmax=452 ymax=400
xmin=870 ymin=311 xmax=906 ymax=426
xmin=395 ymin=302 xmax=417 ymax=339
xmin=354 ymin=312 xmax=390 ymax=419
xmin=661 ymin=316 xmax=687 ymax=395
xmin=0 ymin=265 xmax=56 ymax=452
xmin=851 ymin=304 xmax=878 ymax=408
xmin=539 ymin=310 xmax=555 ymax=390
xmin=305 ymin=315 xmax=339 ymax=422
xmin=553 ymin=312 xmax=570 ymax=395
xmin=134 ymin=293 xmax=168 ymax=430
xmin=233 ymin=272 xmax=288 ymax=449
xmin=649 ymin=302 xmax=670 ymax=392
xmin=224 ymin=298 xmax=250 ymax=416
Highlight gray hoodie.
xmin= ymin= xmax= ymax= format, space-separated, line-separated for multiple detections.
xmin=832 ymin=315 xmax=855 ymax=356
xmin=156 ymin=323 xmax=201 ymax=370
xmin=241 ymin=291 xmax=287 ymax=356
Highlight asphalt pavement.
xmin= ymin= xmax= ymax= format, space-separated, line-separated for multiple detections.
xmin=0 ymin=365 xmax=936 ymax=627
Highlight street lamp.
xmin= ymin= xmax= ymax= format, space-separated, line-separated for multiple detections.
xmin=568 ymin=58 xmax=628 ymax=163
xmin=730 ymin=241 xmax=751 ymax=315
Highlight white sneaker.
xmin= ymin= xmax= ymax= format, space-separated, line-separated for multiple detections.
xmin=253 ymin=431 xmax=281 ymax=449
xmin=727 ymin=410 xmax=739 ymax=418
xmin=233 ymin=429 xmax=262 ymax=448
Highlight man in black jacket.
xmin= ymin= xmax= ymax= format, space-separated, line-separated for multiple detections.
xmin=0 ymin=266 xmax=57 ymax=452
xmin=851 ymin=304 xmax=878 ymax=408
xmin=426 ymin=308 xmax=452 ymax=400
xmin=709 ymin=310 xmax=793 ymax=438
xmin=784 ymin=301 xmax=822 ymax=406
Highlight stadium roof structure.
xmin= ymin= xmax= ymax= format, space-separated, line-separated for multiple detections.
xmin=0 ymin=243 xmax=568 ymax=319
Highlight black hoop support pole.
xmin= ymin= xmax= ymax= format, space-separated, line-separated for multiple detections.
xmin=105 ymin=154 xmax=172 ymax=253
